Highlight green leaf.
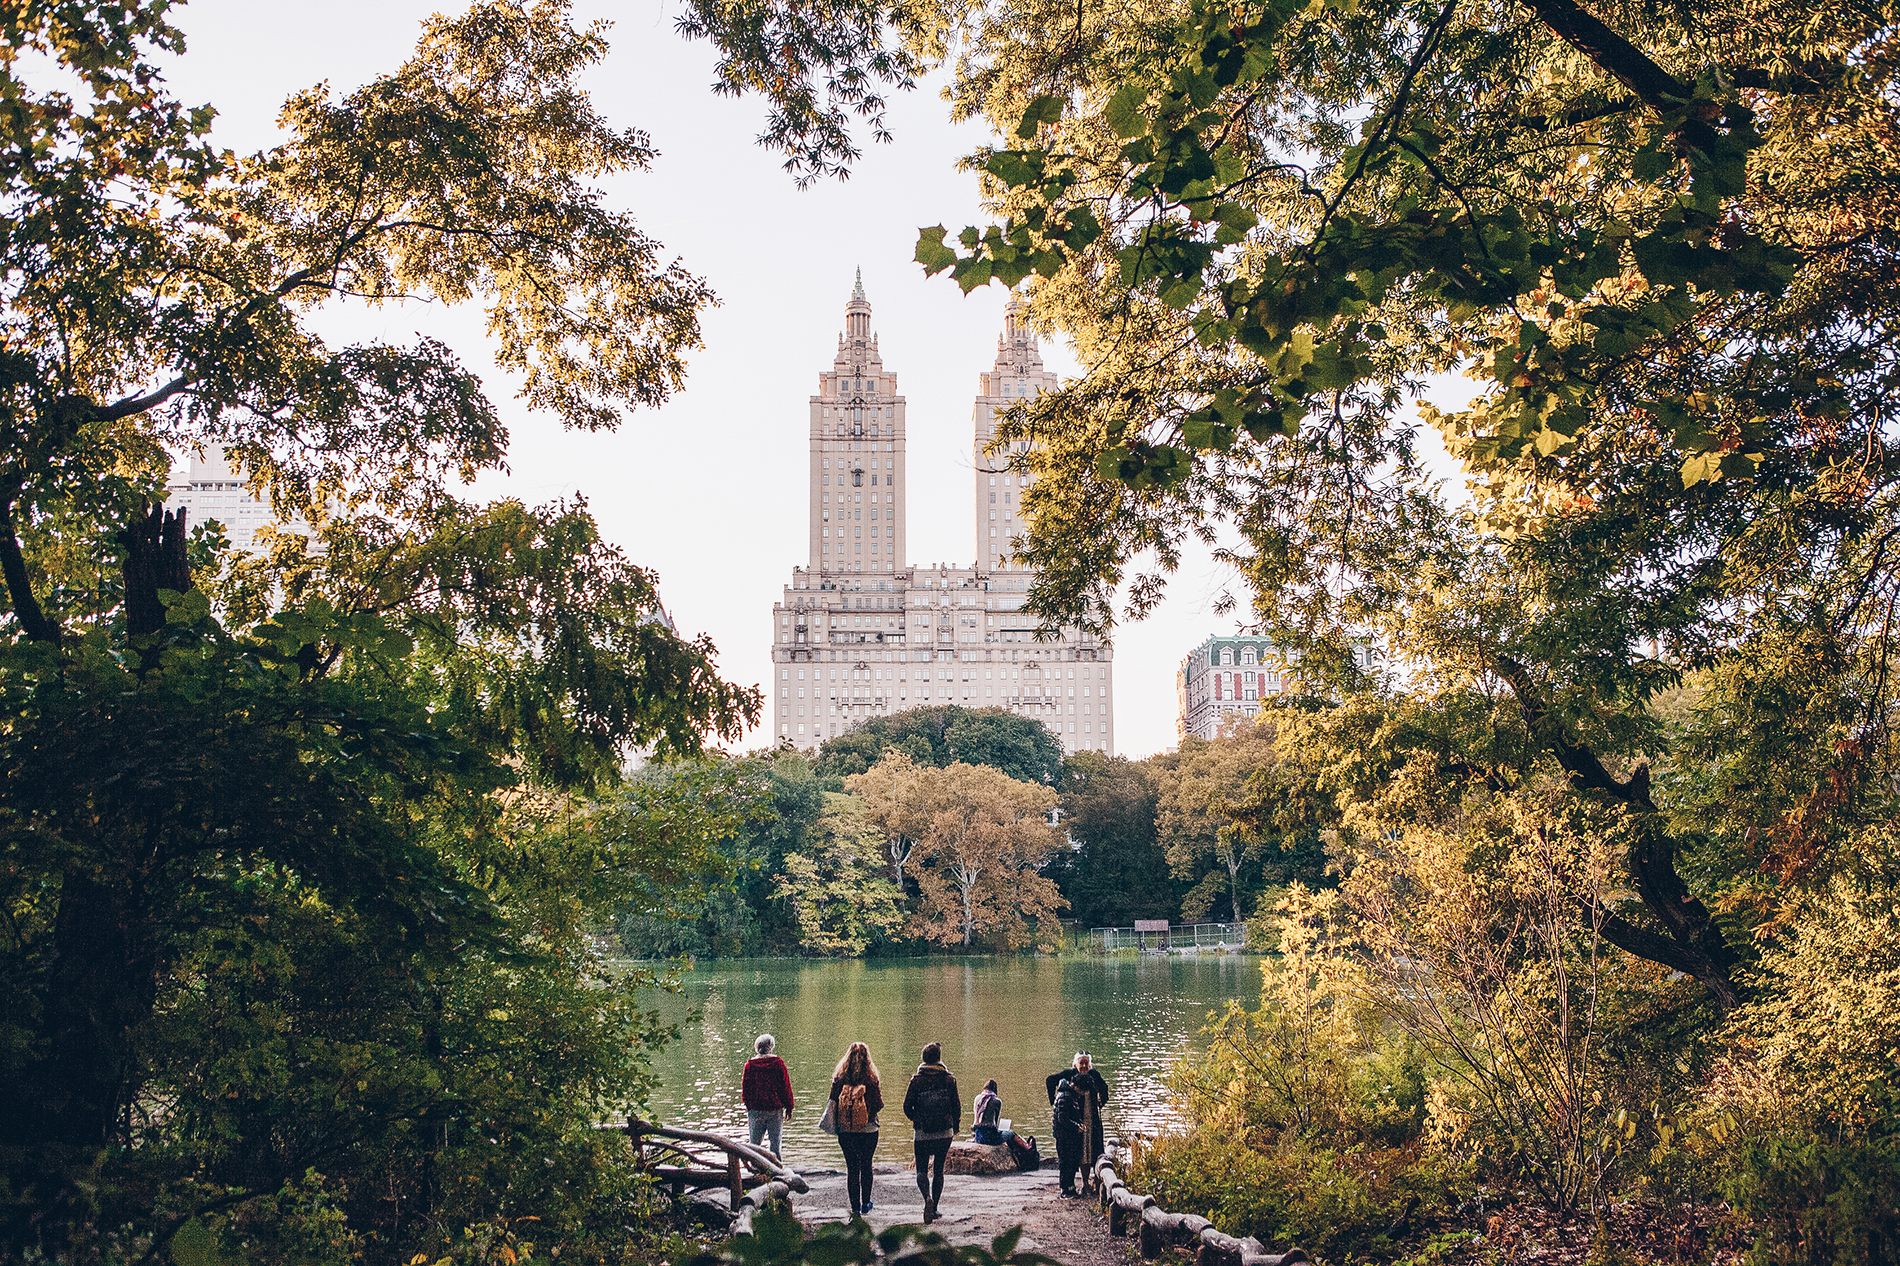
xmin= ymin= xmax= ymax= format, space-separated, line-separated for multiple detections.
xmin=914 ymin=227 xmax=957 ymax=276
xmin=1106 ymin=85 xmax=1147 ymax=139
xmin=1016 ymin=94 xmax=1065 ymax=139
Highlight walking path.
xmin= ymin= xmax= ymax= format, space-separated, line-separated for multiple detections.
xmin=785 ymin=1166 xmax=1135 ymax=1266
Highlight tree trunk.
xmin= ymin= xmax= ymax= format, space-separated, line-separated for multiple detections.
xmin=0 ymin=484 xmax=60 ymax=642
xmin=119 ymin=501 xmax=191 ymax=638
xmin=28 ymin=867 xmax=160 ymax=1148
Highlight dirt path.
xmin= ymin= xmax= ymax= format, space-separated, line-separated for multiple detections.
xmin=788 ymin=1166 xmax=1136 ymax=1266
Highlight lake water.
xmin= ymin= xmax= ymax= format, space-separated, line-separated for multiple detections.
xmin=629 ymin=955 xmax=1260 ymax=1167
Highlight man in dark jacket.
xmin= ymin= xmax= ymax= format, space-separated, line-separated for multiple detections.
xmin=1045 ymin=1052 xmax=1110 ymax=1196
xmin=902 ymin=1042 xmax=960 ymax=1223
xmin=741 ymin=1033 xmax=795 ymax=1157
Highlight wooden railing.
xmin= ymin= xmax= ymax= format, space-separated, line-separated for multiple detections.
xmin=1094 ymin=1146 xmax=1309 ymax=1266
xmin=603 ymin=1117 xmax=808 ymax=1234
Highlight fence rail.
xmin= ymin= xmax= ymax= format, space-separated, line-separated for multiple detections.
xmin=1091 ymin=922 xmax=1249 ymax=951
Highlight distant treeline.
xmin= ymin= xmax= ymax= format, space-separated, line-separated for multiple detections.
xmin=615 ymin=704 xmax=1330 ymax=957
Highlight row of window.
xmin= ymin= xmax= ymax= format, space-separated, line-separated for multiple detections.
xmin=780 ymin=665 xmax=1106 ymax=682
xmin=780 ymin=721 xmax=1109 ymax=750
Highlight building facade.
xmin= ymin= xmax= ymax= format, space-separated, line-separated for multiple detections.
xmin=164 ymin=447 xmax=276 ymax=552
xmin=768 ymin=279 xmax=1114 ymax=756
xmin=1176 ymin=633 xmax=1291 ymax=740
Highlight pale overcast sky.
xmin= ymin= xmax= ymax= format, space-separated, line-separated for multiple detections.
xmin=162 ymin=0 xmax=1452 ymax=759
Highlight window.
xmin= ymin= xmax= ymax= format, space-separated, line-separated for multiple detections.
xmin=1219 ymin=648 xmax=1234 ymax=665
xmin=989 ymin=492 xmax=996 ymax=503
xmin=1241 ymin=647 xmax=1257 ymax=665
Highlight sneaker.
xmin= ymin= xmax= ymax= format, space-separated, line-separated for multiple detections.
xmin=862 ymin=1201 xmax=875 ymax=1212
xmin=924 ymin=1199 xmax=937 ymax=1224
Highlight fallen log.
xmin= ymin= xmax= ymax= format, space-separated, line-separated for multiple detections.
xmin=626 ymin=1119 xmax=808 ymax=1192
xmin=732 ymin=1181 xmax=794 ymax=1237
xmin=1106 ymin=1186 xmax=1153 ymax=1236
xmin=1139 ymin=1206 xmax=1211 ymax=1259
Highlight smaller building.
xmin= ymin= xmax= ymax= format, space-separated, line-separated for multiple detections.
xmin=1176 ymin=633 xmax=1291 ymax=741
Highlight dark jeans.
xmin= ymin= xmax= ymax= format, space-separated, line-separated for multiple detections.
xmin=914 ymin=1137 xmax=952 ymax=1202
xmin=839 ymin=1131 xmax=878 ymax=1211
xmin=1053 ymin=1124 xmax=1083 ymax=1192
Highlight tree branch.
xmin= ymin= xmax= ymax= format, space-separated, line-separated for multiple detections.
xmin=1491 ymin=654 xmax=1742 ymax=1009
xmin=1511 ymin=0 xmax=1690 ymax=111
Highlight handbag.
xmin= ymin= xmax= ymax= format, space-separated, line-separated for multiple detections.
xmin=819 ymin=1098 xmax=839 ymax=1135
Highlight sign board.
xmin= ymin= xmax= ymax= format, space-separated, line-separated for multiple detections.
xmin=1133 ymin=919 xmax=1170 ymax=932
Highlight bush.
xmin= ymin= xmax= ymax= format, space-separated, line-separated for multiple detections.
xmin=1722 ymin=1130 xmax=1900 ymax=1266
xmin=1131 ymin=1129 xmax=1466 ymax=1259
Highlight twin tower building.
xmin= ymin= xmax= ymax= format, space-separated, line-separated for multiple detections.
xmin=768 ymin=276 xmax=1116 ymax=756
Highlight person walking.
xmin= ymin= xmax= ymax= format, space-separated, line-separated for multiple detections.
xmin=829 ymin=1041 xmax=884 ymax=1217
xmin=902 ymin=1041 xmax=960 ymax=1224
xmin=1045 ymin=1052 xmax=1110 ymax=1196
xmin=742 ymin=1033 xmax=794 ymax=1157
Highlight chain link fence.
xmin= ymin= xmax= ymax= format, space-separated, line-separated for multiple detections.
xmin=1090 ymin=922 xmax=1250 ymax=952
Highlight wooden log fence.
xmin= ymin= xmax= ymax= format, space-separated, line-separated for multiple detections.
xmin=1093 ymin=1147 xmax=1309 ymax=1266
xmin=597 ymin=1117 xmax=808 ymax=1231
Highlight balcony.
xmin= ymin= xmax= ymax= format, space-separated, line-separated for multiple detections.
xmin=828 ymin=632 xmax=907 ymax=645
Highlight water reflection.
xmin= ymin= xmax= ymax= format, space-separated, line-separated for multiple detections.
xmin=629 ymin=955 xmax=1258 ymax=1167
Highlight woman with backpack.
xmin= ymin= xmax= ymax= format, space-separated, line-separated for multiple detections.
xmin=828 ymin=1042 xmax=884 ymax=1218
xmin=901 ymin=1041 xmax=960 ymax=1224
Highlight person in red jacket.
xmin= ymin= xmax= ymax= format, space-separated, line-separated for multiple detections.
xmin=741 ymin=1033 xmax=795 ymax=1157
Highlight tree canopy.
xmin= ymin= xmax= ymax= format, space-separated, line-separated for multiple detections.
xmin=0 ymin=4 xmax=759 ymax=1260
xmin=814 ymin=704 xmax=1067 ymax=784
xmin=689 ymin=0 xmax=1896 ymax=1012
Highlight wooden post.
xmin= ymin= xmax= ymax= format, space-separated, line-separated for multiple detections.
xmin=728 ymin=1152 xmax=742 ymax=1207
xmin=628 ymin=1116 xmax=644 ymax=1168
xmin=1083 ymin=1090 xmax=1097 ymax=1193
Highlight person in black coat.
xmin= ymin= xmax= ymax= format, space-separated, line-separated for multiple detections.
xmin=1045 ymin=1052 xmax=1110 ymax=1196
xmin=902 ymin=1042 xmax=961 ymax=1223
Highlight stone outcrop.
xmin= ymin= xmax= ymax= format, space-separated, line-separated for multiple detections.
xmin=944 ymin=1141 xmax=1016 ymax=1175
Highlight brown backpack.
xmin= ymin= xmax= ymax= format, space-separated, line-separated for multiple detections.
xmin=838 ymin=1082 xmax=871 ymax=1131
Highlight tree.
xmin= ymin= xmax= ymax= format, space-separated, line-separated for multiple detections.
xmin=617 ymin=752 xmax=833 ymax=958
xmin=851 ymin=748 xmax=933 ymax=885
xmin=904 ymin=0 xmax=1890 ymax=1013
xmin=0 ymin=4 xmax=760 ymax=1258
xmin=773 ymin=793 xmax=907 ymax=955
xmin=1155 ymin=723 xmax=1322 ymax=922
xmin=851 ymin=757 xmax=1067 ymax=948
xmin=1053 ymin=750 xmax=1180 ymax=927
xmin=815 ymin=704 xmax=1065 ymax=784
xmin=678 ymin=0 xmax=1895 ymax=1014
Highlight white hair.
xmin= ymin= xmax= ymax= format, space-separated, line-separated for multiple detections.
xmin=1073 ymin=1052 xmax=1091 ymax=1069
xmin=755 ymin=1033 xmax=776 ymax=1055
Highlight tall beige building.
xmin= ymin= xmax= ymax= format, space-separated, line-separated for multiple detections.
xmin=769 ymin=278 xmax=1114 ymax=756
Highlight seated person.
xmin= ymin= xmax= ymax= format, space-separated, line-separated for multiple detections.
xmin=971 ymin=1079 xmax=1012 ymax=1145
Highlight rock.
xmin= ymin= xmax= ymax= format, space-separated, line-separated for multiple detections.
xmin=944 ymin=1141 xmax=1015 ymax=1175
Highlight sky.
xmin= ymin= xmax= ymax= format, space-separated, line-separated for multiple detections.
xmin=161 ymin=0 xmax=1466 ymax=759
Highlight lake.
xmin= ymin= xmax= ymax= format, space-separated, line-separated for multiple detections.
xmin=629 ymin=955 xmax=1260 ymax=1167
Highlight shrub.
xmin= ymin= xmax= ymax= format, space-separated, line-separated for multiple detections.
xmin=1131 ymin=1129 xmax=1466 ymax=1259
xmin=1722 ymin=1130 xmax=1900 ymax=1266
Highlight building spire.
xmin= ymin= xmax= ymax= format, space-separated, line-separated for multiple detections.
xmin=852 ymin=267 xmax=866 ymax=301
